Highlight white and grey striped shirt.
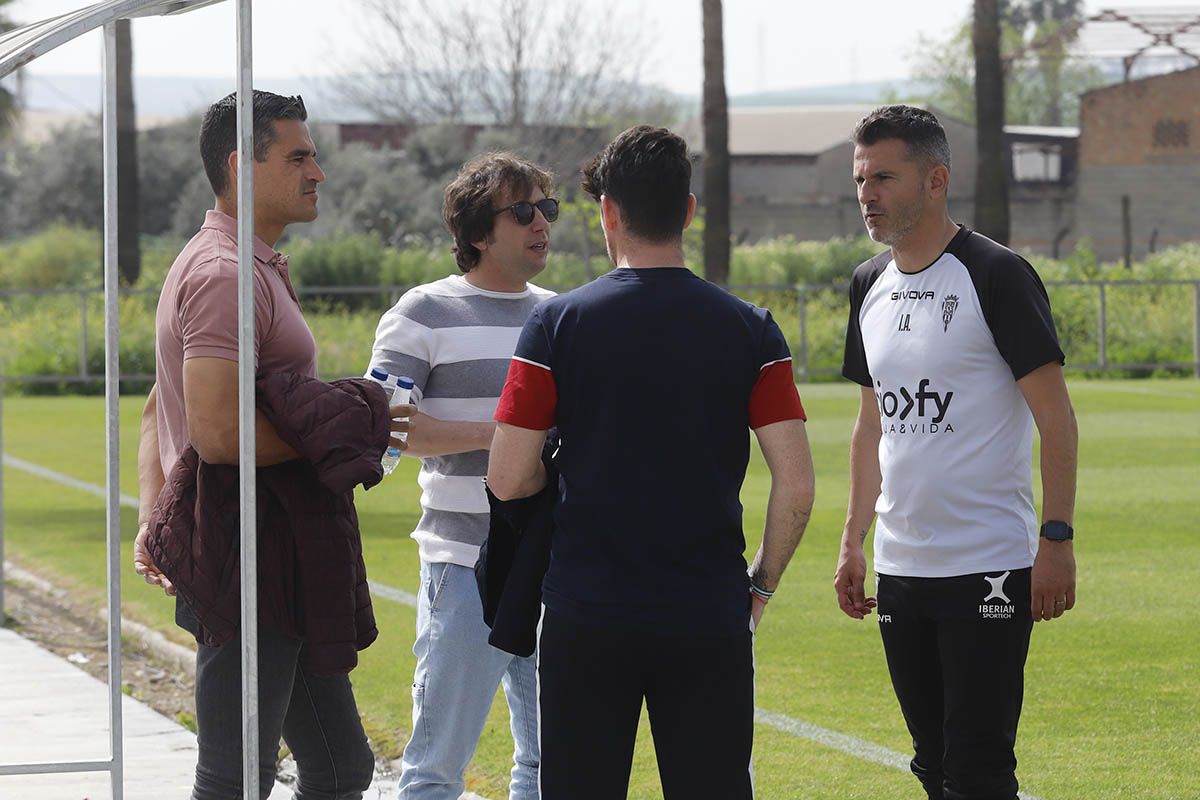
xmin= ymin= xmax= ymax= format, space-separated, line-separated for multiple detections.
xmin=367 ymin=274 xmax=555 ymax=568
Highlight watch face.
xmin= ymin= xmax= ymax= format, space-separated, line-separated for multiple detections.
xmin=1041 ymin=521 xmax=1073 ymax=541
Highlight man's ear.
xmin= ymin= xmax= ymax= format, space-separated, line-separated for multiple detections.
xmin=927 ymin=164 xmax=950 ymax=199
xmin=600 ymin=194 xmax=620 ymax=233
xmin=681 ymin=193 xmax=698 ymax=230
xmin=226 ymin=149 xmax=239 ymax=183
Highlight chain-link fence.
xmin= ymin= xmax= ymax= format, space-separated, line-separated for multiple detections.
xmin=2 ymin=279 xmax=1198 ymax=391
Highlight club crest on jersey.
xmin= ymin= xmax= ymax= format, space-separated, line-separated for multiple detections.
xmin=941 ymin=294 xmax=959 ymax=332
xmin=980 ymin=571 xmax=1014 ymax=619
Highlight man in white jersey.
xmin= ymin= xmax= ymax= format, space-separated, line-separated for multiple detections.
xmin=365 ymin=153 xmax=555 ymax=799
xmin=834 ymin=105 xmax=1078 ymax=800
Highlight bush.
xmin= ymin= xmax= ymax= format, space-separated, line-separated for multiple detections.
xmin=1031 ymin=241 xmax=1198 ymax=376
xmin=0 ymin=292 xmax=157 ymax=395
xmin=307 ymin=310 xmax=384 ymax=380
xmin=0 ymin=224 xmax=101 ymax=289
xmin=2 ymin=231 xmax=1196 ymax=391
xmin=731 ymin=236 xmax=882 ymax=286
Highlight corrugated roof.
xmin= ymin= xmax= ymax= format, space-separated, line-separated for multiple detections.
xmin=1006 ymin=125 xmax=1080 ymax=138
xmin=684 ymin=105 xmax=1080 ymax=157
xmin=725 ymin=105 xmax=877 ymax=156
xmin=0 ymin=0 xmax=221 ymax=78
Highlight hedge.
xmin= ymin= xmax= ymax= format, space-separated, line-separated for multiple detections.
xmin=1 ymin=227 xmax=1196 ymax=393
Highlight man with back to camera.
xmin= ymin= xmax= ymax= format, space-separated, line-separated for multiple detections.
xmin=364 ymin=153 xmax=553 ymax=799
xmin=486 ymin=125 xmax=816 ymax=799
xmin=132 ymin=91 xmax=382 ymax=799
xmin=833 ymin=104 xmax=1078 ymax=800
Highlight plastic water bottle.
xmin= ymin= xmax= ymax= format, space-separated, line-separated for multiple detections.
xmin=369 ymin=368 xmax=415 ymax=476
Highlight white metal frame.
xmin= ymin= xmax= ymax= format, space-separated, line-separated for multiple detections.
xmin=0 ymin=2 xmax=262 ymax=797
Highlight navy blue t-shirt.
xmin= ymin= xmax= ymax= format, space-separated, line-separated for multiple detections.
xmin=495 ymin=267 xmax=804 ymax=634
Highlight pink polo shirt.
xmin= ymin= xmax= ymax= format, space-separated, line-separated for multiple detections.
xmin=154 ymin=209 xmax=318 ymax=474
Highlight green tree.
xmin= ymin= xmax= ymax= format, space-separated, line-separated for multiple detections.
xmin=906 ymin=1 xmax=1103 ymax=126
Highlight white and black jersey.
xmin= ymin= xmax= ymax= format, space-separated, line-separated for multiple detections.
xmin=843 ymin=226 xmax=1065 ymax=578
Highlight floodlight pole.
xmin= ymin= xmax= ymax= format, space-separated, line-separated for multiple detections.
xmin=235 ymin=1 xmax=260 ymax=798
xmin=102 ymin=21 xmax=125 ymax=800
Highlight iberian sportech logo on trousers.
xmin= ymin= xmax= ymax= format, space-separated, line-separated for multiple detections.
xmin=980 ymin=571 xmax=1014 ymax=619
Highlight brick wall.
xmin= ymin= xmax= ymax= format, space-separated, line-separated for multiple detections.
xmin=1080 ymin=66 xmax=1200 ymax=167
xmin=1078 ymin=67 xmax=1200 ymax=260
xmin=1078 ymin=163 xmax=1200 ymax=261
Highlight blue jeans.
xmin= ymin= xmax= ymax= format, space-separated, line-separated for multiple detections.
xmin=192 ymin=621 xmax=375 ymax=800
xmin=397 ymin=561 xmax=540 ymax=800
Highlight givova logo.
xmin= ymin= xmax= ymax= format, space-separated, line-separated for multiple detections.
xmin=875 ymin=378 xmax=955 ymax=433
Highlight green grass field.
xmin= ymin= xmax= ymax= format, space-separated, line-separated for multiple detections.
xmin=2 ymin=379 xmax=1198 ymax=799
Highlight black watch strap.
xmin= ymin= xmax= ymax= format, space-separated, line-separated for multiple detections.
xmin=1040 ymin=520 xmax=1074 ymax=541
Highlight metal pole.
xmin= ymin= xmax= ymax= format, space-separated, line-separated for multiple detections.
xmin=1098 ymin=282 xmax=1108 ymax=371
xmin=102 ymin=22 xmax=124 ymax=800
xmin=1121 ymin=195 xmax=1132 ymax=270
xmin=581 ymin=203 xmax=593 ymax=280
xmin=79 ymin=291 xmax=89 ymax=379
xmin=797 ymin=285 xmax=809 ymax=383
xmin=235 ymin=2 xmax=260 ymax=797
xmin=1194 ymin=282 xmax=1200 ymax=380
xmin=0 ymin=375 xmax=5 ymax=623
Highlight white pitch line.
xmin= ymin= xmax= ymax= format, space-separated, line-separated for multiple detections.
xmin=1 ymin=453 xmax=1046 ymax=799
xmin=754 ymin=708 xmax=909 ymax=770
xmin=2 ymin=454 xmax=138 ymax=508
xmin=367 ymin=579 xmax=419 ymax=608
xmin=753 ymin=709 xmax=1042 ymax=800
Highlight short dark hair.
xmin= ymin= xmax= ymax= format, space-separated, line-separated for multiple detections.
xmin=199 ymin=91 xmax=308 ymax=196
xmin=442 ymin=153 xmax=554 ymax=273
xmin=581 ymin=125 xmax=692 ymax=243
xmin=853 ymin=105 xmax=952 ymax=172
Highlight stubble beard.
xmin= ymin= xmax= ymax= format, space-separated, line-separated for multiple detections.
xmin=868 ymin=200 xmax=922 ymax=247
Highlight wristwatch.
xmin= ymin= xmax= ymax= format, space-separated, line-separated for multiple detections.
xmin=1039 ymin=520 xmax=1074 ymax=542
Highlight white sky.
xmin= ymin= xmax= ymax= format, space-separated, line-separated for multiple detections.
xmin=7 ymin=0 xmax=1195 ymax=96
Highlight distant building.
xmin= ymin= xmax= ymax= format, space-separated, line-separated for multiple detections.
xmin=1077 ymin=65 xmax=1200 ymax=261
xmin=684 ymin=105 xmax=1078 ymax=255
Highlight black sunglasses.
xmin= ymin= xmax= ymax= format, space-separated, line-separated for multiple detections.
xmin=493 ymin=198 xmax=559 ymax=225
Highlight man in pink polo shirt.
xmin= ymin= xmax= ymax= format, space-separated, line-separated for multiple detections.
xmin=134 ymin=91 xmax=376 ymax=799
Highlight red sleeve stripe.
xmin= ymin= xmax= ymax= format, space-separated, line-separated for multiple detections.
xmin=494 ymin=357 xmax=557 ymax=430
xmin=759 ymin=357 xmax=792 ymax=371
xmin=749 ymin=360 xmax=806 ymax=428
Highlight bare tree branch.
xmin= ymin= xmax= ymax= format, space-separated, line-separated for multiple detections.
xmin=338 ymin=0 xmax=666 ymax=130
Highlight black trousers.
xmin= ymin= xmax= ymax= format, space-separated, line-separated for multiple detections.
xmin=877 ymin=569 xmax=1033 ymax=800
xmin=537 ymin=607 xmax=755 ymax=800
xmin=192 ymin=622 xmax=375 ymax=800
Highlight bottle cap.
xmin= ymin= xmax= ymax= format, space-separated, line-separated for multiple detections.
xmin=397 ymin=376 xmax=415 ymax=389
xmin=369 ymin=367 xmax=388 ymax=381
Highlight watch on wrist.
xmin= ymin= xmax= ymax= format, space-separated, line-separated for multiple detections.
xmin=1039 ymin=520 xmax=1074 ymax=542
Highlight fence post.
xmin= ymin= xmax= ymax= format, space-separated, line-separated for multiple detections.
xmin=1098 ymin=282 xmax=1108 ymax=371
xmin=797 ymin=285 xmax=808 ymax=384
xmin=79 ymin=290 xmax=89 ymax=379
xmin=1194 ymin=281 xmax=1199 ymax=380
xmin=581 ymin=206 xmax=593 ymax=280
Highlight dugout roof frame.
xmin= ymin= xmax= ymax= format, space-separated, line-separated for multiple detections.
xmin=0 ymin=2 xmax=265 ymax=798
